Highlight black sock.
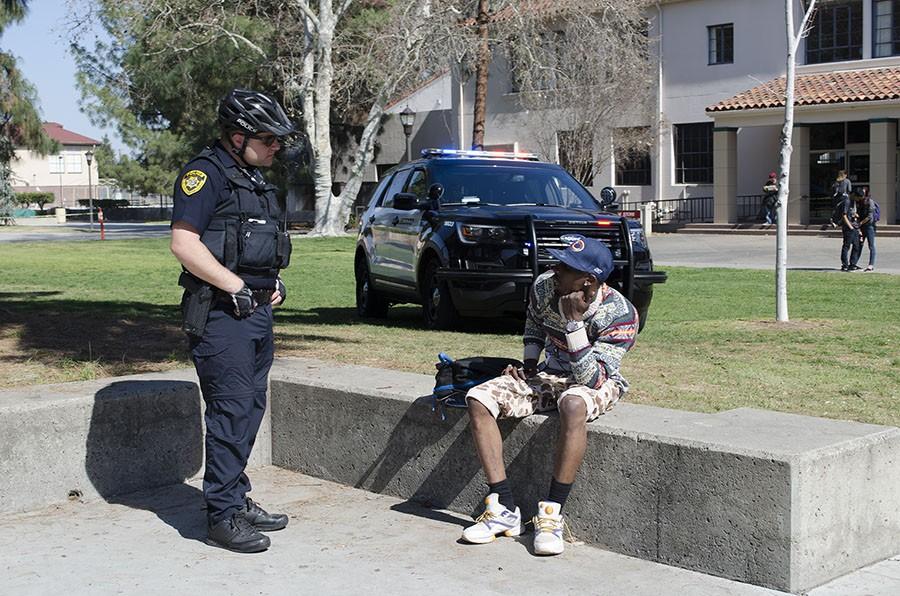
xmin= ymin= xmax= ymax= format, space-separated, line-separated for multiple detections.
xmin=548 ymin=477 xmax=573 ymax=509
xmin=488 ymin=479 xmax=515 ymax=511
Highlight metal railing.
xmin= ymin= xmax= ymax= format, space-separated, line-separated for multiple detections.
xmin=620 ymin=197 xmax=714 ymax=224
xmin=737 ymin=194 xmax=765 ymax=223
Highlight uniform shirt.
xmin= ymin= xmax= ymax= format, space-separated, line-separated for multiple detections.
xmin=171 ymin=141 xmax=265 ymax=234
xmin=523 ymin=270 xmax=638 ymax=392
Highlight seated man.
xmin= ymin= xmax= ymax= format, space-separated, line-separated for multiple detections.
xmin=461 ymin=235 xmax=638 ymax=555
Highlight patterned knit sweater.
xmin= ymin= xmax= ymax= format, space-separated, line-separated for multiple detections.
xmin=523 ymin=270 xmax=638 ymax=391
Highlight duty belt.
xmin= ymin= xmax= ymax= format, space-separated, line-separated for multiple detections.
xmin=216 ymin=289 xmax=274 ymax=308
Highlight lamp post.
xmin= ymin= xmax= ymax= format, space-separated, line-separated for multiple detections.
xmin=399 ymin=105 xmax=416 ymax=162
xmin=57 ymin=155 xmax=64 ymax=208
xmin=85 ymin=149 xmax=95 ymax=231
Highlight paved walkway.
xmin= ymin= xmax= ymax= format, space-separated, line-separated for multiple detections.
xmin=649 ymin=232 xmax=900 ymax=274
xmin=2 ymin=467 xmax=897 ymax=596
xmin=0 ymin=221 xmax=171 ymax=243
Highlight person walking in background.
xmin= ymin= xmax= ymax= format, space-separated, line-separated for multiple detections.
xmin=839 ymin=186 xmax=862 ymax=271
xmin=855 ymin=186 xmax=878 ymax=272
xmin=762 ymin=171 xmax=778 ymax=225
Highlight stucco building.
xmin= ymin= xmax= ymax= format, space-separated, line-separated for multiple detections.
xmin=11 ymin=122 xmax=101 ymax=209
xmin=373 ymin=0 xmax=899 ymax=225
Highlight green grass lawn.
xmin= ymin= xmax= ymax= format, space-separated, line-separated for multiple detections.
xmin=1 ymin=236 xmax=898 ymax=426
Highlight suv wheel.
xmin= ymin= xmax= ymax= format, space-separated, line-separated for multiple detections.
xmin=422 ymin=259 xmax=459 ymax=330
xmin=356 ymin=258 xmax=389 ymax=318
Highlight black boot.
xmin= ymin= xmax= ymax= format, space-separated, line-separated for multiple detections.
xmin=241 ymin=497 xmax=289 ymax=531
xmin=207 ymin=513 xmax=271 ymax=553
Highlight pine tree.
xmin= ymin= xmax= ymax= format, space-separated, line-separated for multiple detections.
xmin=0 ymin=1 xmax=56 ymax=222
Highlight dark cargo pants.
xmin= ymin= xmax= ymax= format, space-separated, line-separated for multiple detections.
xmin=190 ymin=304 xmax=274 ymax=524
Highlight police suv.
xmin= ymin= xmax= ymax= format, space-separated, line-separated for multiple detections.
xmin=354 ymin=149 xmax=667 ymax=330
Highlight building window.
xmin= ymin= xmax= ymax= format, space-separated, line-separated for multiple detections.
xmin=810 ymin=122 xmax=846 ymax=150
xmin=615 ymin=128 xmax=652 ymax=186
xmin=874 ymin=0 xmax=900 ymax=57
xmin=805 ymin=0 xmax=863 ymax=64
xmin=48 ymin=155 xmax=65 ymax=174
xmin=846 ymin=120 xmax=870 ymax=144
xmin=708 ymin=24 xmax=734 ymax=64
xmin=65 ymin=153 xmax=82 ymax=174
xmin=674 ymin=123 xmax=713 ymax=184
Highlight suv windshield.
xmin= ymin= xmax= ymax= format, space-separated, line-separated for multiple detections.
xmin=431 ymin=162 xmax=601 ymax=209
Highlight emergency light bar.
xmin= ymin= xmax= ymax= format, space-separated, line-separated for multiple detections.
xmin=421 ymin=148 xmax=540 ymax=161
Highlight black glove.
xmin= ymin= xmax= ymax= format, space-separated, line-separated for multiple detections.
xmin=276 ymin=276 xmax=287 ymax=306
xmin=230 ymin=284 xmax=257 ymax=318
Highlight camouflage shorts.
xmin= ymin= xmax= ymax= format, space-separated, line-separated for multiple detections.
xmin=466 ymin=370 xmax=621 ymax=422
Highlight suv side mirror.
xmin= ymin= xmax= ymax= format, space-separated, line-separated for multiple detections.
xmin=599 ymin=186 xmax=617 ymax=208
xmin=393 ymin=192 xmax=429 ymax=211
xmin=428 ymin=183 xmax=444 ymax=201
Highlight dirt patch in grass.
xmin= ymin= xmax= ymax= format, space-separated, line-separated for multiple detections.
xmin=735 ymin=319 xmax=831 ymax=331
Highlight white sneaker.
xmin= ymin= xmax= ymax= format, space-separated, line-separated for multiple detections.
xmin=532 ymin=501 xmax=565 ymax=555
xmin=461 ymin=493 xmax=522 ymax=544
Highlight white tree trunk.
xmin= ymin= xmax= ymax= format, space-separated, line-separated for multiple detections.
xmin=312 ymin=1 xmax=338 ymax=235
xmin=776 ymin=0 xmax=816 ymax=322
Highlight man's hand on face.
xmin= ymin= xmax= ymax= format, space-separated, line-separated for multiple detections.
xmin=560 ymin=287 xmax=591 ymax=321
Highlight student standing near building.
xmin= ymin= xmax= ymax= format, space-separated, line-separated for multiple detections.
xmin=839 ymin=186 xmax=862 ymax=271
xmin=762 ymin=171 xmax=778 ymax=225
xmin=855 ymin=187 xmax=878 ymax=272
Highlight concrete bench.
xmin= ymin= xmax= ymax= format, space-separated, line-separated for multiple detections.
xmin=269 ymin=359 xmax=900 ymax=593
xmin=0 ymin=369 xmax=271 ymax=515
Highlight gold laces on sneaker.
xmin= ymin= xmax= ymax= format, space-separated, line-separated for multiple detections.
xmin=474 ymin=510 xmax=496 ymax=524
xmin=529 ymin=516 xmax=577 ymax=543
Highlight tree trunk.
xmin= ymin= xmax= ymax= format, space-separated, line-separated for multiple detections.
xmin=471 ymin=0 xmax=490 ymax=150
xmin=775 ymin=0 xmax=816 ymax=322
xmin=312 ymin=2 xmax=338 ymax=235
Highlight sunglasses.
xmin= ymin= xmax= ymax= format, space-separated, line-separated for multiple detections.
xmin=251 ymin=134 xmax=282 ymax=147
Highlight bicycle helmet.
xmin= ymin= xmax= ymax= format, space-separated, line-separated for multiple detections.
xmin=218 ymin=89 xmax=295 ymax=137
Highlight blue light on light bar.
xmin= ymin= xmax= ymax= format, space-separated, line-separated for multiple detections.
xmin=421 ymin=148 xmax=540 ymax=161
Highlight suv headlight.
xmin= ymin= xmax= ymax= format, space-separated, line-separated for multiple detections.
xmin=457 ymin=223 xmax=511 ymax=244
xmin=629 ymin=227 xmax=646 ymax=247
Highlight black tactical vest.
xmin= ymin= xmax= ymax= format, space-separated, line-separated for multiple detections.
xmin=195 ymin=146 xmax=292 ymax=289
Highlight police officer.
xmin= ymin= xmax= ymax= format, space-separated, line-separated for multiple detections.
xmin=170 ymin=89 xmax=294 ymax=553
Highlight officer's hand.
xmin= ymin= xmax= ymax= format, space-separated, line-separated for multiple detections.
xmin=272 ymin=276 xmax=286 ymax=307
xmin=230 ymin=284 xmax=257 ymax=318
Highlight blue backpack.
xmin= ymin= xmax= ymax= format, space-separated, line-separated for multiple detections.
xmin=432 ymin=353 xmax=522 ymax=416
xmin=871 ymin=199 xmax=881 ymax=223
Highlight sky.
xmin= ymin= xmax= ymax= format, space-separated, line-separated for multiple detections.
xmin=3 ymin=2 xmax=126 ymax=154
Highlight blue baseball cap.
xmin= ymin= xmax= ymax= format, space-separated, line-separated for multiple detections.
xmin=547 ymin=234 xmax=614 ymax=282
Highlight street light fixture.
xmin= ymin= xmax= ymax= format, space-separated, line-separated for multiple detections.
xmin=85 ymin=149 xmax=95 ymax=232
xmin=57 ymin=155 xmax=64 ymax=208
xmin=399 ymin=105 xmax=416 ymax=162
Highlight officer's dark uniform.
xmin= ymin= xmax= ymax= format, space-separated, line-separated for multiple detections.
xmin=172 ymin=138 xmax=290 ymax=547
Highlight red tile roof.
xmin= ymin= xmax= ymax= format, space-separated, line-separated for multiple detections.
xmin=42 ymin=122 xmax=102 ymax=146
xmin=707 ymin=66 xmax=900 ymax=112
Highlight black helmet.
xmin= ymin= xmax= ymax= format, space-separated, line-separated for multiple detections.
xmin=218 ymin=89 xmax=295 ymax=137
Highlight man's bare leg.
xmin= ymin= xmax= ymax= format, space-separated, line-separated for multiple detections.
xmin=553 ymin=397 xmax=588 ymax=483
xmin=467 ymin=399 xmax=507 ymax=482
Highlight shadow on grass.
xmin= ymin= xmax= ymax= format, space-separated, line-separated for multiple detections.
xmin=0 ymin=294 xmax=185 ymax=371
xmin=277 ymin=306 xmax=523 ymax=335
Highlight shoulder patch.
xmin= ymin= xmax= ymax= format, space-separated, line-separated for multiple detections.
xmin=180 ymin=170 xmax=208 ymax=196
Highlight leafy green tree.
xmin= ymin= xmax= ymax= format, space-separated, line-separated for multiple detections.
xmin=0 ymin=0 xmax=57 ymax=219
